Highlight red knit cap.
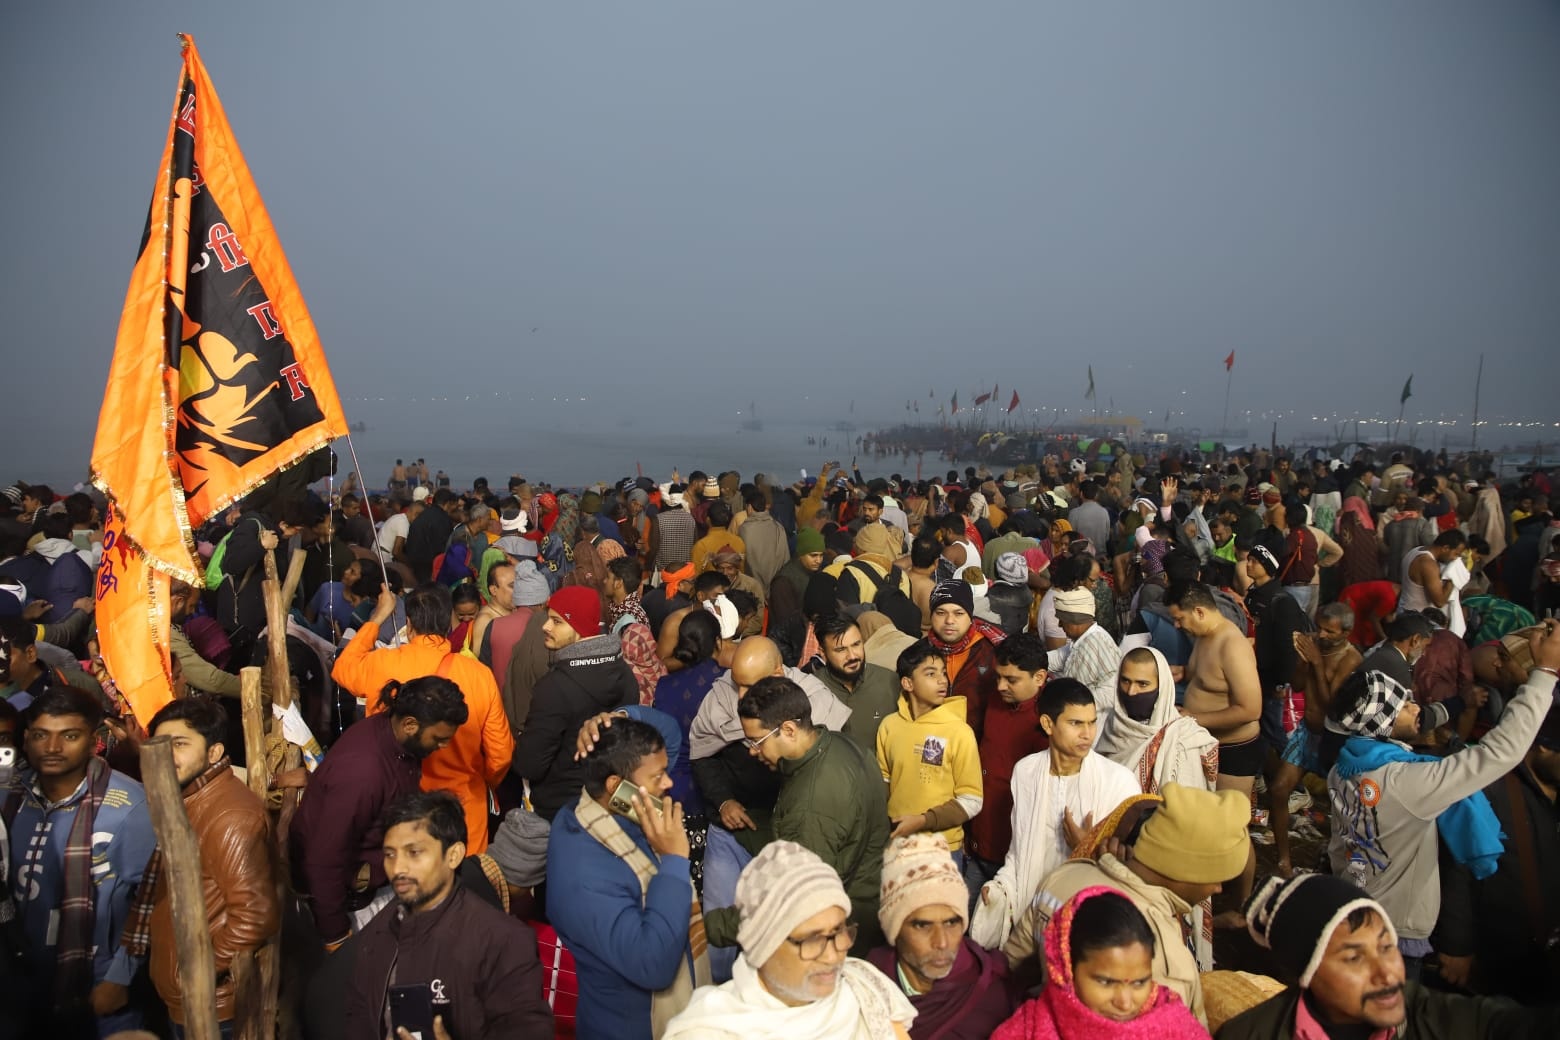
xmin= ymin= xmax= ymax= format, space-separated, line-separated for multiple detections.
xmin=548 ymin=586 xmax=602 ymax=639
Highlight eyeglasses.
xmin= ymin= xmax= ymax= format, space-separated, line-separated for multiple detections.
xmin=742 ymin=723 xmax=790 ymax=751
xmin=786 ymin=922 xmax=858 ymax=961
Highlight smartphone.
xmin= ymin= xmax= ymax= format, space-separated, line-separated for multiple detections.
xmin=0 ymin=746 xmax=14 ymax=787
xmin=389 ymin=983 xmax=436 ymax=1039
xmin=607 ymin=778 xmax=659 ymax=823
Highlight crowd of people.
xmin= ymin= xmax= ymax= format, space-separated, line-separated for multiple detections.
xmin=1 ymin=445 xmax=1559 ymax=1039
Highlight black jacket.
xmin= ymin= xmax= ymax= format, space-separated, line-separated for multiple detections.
xmin=404 ymin=506 xmax=455 ymax=582
xmin=1247 ymin=579 xmax=1304 ymax=696
xmin=1216 ymin=983 xmax=1559 ymax=1040
xmin=344 ymin=881 xmax=552 ymax=1040
xmin=513 ymin=633 xmax=637 ymax=820
xmin=215 ymin=512 xmax=290 ymax=638
xmin=692 ymin=739 xmax=784 ymax=857
xmin=1435 ymin=763 xmax=1560 ymax=1002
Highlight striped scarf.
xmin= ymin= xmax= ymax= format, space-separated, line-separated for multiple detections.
xmin=51 ymin=756 xmax=112 ymax=1013
xmin=121 ymin=756 xmax=231 ymax=958
xmin=575 ymin=789 xmax=709 ymax=1036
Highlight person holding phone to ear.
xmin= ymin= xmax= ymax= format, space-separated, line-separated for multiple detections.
xmin=547 ymin=718 xmax=709 ymax=1040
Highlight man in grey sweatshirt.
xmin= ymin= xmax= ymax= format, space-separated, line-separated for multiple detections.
xmin=1327 ymin=617 xmax=1560 ymax=975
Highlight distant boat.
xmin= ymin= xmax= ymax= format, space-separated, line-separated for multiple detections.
xmin=347 ymin=420 xmax=367 ymax=433
xmin=741 ymin=401 xmax=764 ymax=432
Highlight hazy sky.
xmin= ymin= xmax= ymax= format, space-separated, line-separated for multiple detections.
xmin=4 ymin=1 xmax=1558 ymax=478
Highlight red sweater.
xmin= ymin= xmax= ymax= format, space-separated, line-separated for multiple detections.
xmin=967 ymin=696 xmax=1048 ymax=864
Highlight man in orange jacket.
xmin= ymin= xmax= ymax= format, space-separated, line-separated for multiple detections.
xmin=332 ymin=583 xmax=514 ymax=853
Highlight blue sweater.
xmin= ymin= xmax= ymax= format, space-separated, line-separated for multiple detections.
xmin=546 ymin=800 xmax=693 ymax=1040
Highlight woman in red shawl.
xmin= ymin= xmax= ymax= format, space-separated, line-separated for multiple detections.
xmin=992 ymin=886 xmax=1209 ymax=1040
xmin=1335 ymin=495 xmax=1383 ymax=589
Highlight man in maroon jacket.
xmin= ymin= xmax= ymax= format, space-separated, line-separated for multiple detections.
xmin=292 ymin=676 xmax=468 ymax=950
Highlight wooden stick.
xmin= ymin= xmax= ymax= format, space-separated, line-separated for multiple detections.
xmin=140 ymin=735 xmax=222 ymax=1040
xmin=239 ymin=666 xmax=270 ymax=801
xmin=279 ymin=548 xmax=307 ymax=622
xmin=262 ymin=552 xmax=291 ymax=710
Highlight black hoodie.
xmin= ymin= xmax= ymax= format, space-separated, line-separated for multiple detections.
xmin=514 ymin=632 xmax=638 ymax=819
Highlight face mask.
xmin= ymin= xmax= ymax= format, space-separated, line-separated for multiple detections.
xmin=1121 ymin=689 xmax=1159 ymax=723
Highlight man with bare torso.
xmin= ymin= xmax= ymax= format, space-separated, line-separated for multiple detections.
xmin=1168 ymin=581 xmax=1263 ymax=926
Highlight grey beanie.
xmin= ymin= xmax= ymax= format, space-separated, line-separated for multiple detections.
xmin=488 ymin=808 xmax=550 ymax=888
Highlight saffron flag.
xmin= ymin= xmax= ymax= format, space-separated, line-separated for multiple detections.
xmin=1400 ymin=375 xmax=1413 ymax=404
xmin=1008 ymin=389 xmax=1020 ymax=413
xmin=90 ymin=36 xmax=348 ymax=724
xmin=1225 ymin=350 xmax=1235 ymax=372
xmin=1085 ymin=366 xmax=1096 ymax=401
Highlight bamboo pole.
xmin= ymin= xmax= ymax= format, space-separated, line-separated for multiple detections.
xmin=140 ymin=735 xmax=222 ymax=1040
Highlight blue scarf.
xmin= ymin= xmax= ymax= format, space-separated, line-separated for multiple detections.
xmin=1335 ymin=736 xmax=1506 ymax=880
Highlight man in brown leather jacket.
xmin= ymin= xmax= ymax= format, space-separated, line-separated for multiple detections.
xmin=137 ymin=697 xmax=280 ymax=1037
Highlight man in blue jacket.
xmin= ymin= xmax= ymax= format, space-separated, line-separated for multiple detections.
xmin=5 ymin=687 xmax=155 ymax=1038
xmin=547 ymin=717 xmax=708 ymax=1040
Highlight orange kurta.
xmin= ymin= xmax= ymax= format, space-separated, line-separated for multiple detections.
xmin=332 ymin=624 xmax=514 ymax=853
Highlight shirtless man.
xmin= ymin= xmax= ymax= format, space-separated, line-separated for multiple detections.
xmin=389 ymin=458 xmax=408 ymax=499
xmin=1167 ymin=581 xmax=1262 ymax=925
xmin=907 ymin=535 xmax=940 ymax=634
xmin=1269 ymin=602 xmax=1362 ymax=878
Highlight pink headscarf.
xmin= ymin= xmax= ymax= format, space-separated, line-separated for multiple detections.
xmin=990 ymin=886 xmax=1208 ymax=1040
xmin=1339 ymin=496 xmax=1375 ymax=533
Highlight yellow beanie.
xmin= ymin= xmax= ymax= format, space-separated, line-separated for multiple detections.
xmin=1133 ymin=783 xmax=1251 ymax=884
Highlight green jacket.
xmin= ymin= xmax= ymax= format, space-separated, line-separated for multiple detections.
xmin=1216 ymin=984 xmax=1560 ymax=1040
xmin=704 ymin=730 xmax=889 ymax=954
xmin=813 ymin=663 xmax=901 ymax=754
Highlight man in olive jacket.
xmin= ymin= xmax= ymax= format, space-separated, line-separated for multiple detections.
xmin=714 ymin=675 xmax=889 ymax=954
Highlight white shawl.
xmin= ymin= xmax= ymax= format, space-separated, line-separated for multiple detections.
xmin=969 ymin=749 xmax=1140 ymax=949
xmin=1097 ymin=647 xmax=1219 ymax=794
xmin=687 ymin=666 xmax=852 ymax=760
xmin=663 ymin=956 xmax=915 ymax=1040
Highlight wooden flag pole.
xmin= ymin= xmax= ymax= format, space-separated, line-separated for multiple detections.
xmin=234 ymin=665 xmax=280 ymax=1040
xmin=140 ymin=735 xmax=223 ymax=1040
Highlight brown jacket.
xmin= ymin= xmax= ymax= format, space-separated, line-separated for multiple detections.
xmin=149 ymin=767 xmax=281 ymax=1024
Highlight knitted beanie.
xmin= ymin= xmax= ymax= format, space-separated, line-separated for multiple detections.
xmin=1133 ymin=783 xmax=1250 ymax=884
xmin=548 ymin=586 xmax=603 ymax=639
xmin=994 ymin=552 xmax=1028 ymax=585
xmin=795 ymin=527 xmax=825 ymax=556
xmin=928 ymin=578 xmax=973 ymax=616
xmin=877 ymin=835 xmax=968 ymax=943
xmin=488 ymin=808 xmax=550 ymax=889
xmin=735 ymin=841 xmax=852 ymax=968
xmin=1246 ymin=873 xmax=1397 ymax=987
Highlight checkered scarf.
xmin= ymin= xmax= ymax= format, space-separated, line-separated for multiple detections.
xmin=1337 ymin=671 xmax=1413 ymax=740
xmin=122 ymin=756 xmax=231 ymax=959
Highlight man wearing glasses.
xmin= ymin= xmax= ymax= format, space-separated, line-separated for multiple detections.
xmin=664 ymin=841 xmax=917 ymax=1039
xmin=703 ymin=676 xmax=889 ymax=956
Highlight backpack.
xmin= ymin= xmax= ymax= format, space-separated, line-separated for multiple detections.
xmin=844 ymin=560 xmax=923 ymax=638
xmin=204 ymin=517 xmax=265 ymax=591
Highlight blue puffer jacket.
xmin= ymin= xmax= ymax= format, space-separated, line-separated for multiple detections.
xmin=545 ymin=798 xmax=694 ymax=1040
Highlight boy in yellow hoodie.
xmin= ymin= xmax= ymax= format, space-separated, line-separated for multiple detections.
xmin=877 ymin=638 xmax=984 ymax=865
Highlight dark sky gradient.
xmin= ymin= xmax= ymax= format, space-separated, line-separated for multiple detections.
xmin=3 ymin=1 xmax=1557 ymax=481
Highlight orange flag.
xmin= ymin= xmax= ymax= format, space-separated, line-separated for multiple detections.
xmin=90 ymin=36 xmax=348 ymax=723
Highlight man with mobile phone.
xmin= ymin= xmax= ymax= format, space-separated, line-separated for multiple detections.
xmin=547 ymin=718 xmax=709 ymax=1040
xmin=344 ymin=791 xmax=552 ymax=1040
